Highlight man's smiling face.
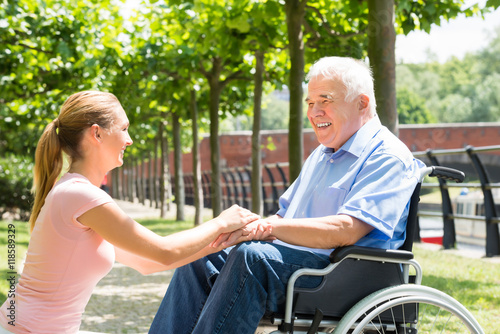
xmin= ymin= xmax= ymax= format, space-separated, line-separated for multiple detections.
xmin=306 ymin=75 xmax=368 ymax=151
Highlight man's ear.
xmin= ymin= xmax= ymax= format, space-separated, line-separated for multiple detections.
xmin=358 ymin=94 xmax=370 ymax=112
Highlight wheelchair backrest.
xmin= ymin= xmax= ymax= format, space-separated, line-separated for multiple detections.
xmin=400 ymin=182 xmax=422 ymax=252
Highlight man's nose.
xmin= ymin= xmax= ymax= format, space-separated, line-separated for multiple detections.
xmin=309 ymin=103 xmax=325 ymax=116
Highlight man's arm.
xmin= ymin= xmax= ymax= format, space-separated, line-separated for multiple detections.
xmin=266 ymin=214 xmax=374 ymax=249
xmin=215 ymin=214 xmax=373 ymax=249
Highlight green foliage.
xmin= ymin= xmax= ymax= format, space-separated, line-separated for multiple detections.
xmin=0 ymin=0 xmax=126 ymax=157
xmin=395 ymin=0 xmax=477 ymax=35
xmin=0 ymin=156 xmax=33 ymax=220
xmin=397 ymin=87 xmax=436 ymax=124
xmin=486 ymin=0 xmax=500 ymax=9
xmin=304 ymin=0 xmax=369 ymax=61
xmin=396 ymin=24 xmax=500 ymax=123
xmin=1 ymin=0 xmax=498 ymax=163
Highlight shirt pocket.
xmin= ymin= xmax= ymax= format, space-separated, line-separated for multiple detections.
xmin=309 ymin=186 xmax=348 ymax=217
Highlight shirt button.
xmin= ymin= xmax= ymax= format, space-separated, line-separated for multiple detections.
xmin=330 ymin=159 xmax=334 ymax=163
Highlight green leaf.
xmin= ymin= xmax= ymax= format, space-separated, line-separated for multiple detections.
xmin=486 ymin=0 xmax=500 ymax=8
xmin=226 ymin=13 xmax=250 ymax=33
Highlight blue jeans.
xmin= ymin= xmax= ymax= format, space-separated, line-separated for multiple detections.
xmin=149 ymin=241 xmax=331 ymax=334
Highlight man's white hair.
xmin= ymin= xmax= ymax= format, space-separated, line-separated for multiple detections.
xmin=306 ymin=57 xmax=377 ymax=116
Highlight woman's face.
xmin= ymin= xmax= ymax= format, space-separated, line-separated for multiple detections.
xmin=100 ymin=107 xmax=133 ymax=169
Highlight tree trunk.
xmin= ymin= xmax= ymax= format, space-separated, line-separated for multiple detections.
xmin=111 ymin=169 xmax=119 ymax=198
xmin=129 ymin=160 xmax=135 ymax=202
xmin=285 ymin=0 xmax=307 ymax=183
xmin=138 ymin=156 xmax=146 ymax=205
xmin=251 ymin=50 xmax=265 ymax=215
xmin=154 ymin=137 xmax=160 ymax=209
xmin=135 ymin=159 xmax=141 ymax=204
xmin=367 ymin=0 xmax=398 ymax=135
xmin=119 ymin=167 xmax=125 ymax=200
xmin=190 ymin=89 xmax=204 ymax=226
xmin=159 ymin=119 xmax=170 ymax=218
xmin=208 ymin=58 xmax=223 ymax=217
xmin=148 ymin=152 xmax=154 ymax=207
xmin=173 ymin=113 xmax=185 ymax=221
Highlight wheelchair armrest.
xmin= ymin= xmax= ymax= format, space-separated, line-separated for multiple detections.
xmin=329 ymin=245 xmax=414 ymax=263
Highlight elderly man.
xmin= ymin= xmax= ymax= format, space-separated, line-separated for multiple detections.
xmin=149 ymin=56 xmax=424 ymax=334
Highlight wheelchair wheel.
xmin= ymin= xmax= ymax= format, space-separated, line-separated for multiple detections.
xmin=333 ymin=284 xmax=484 ymax=334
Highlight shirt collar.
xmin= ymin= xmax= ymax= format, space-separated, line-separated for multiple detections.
xmin=321 ymin=116 xmax=382 ymax=157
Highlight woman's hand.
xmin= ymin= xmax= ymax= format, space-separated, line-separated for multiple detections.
xmin=210 ymin=219 xmax=275 ymax=249
xmin=214 ymin=204 xmax=261 ymax=233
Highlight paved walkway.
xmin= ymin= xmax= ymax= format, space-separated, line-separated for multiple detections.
xmin=79 ymin=200 xmax=499 ymax=333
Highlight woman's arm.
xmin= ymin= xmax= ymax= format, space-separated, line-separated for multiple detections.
xmin=114 ymin=245 xmax=216 ymax=275
xmin=78 ymin=203 xmax=260 ymax=272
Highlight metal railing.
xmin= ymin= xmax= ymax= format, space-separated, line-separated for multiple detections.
xmin=184 ymin=163 xmax=290 ymax=217
xmin=182 ymin=146 xmax=500 ymax=257
xmin=415 ymin=145 xmax=500 ymax=257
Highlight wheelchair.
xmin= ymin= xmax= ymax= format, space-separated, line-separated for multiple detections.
xmin=258 ymin=166 xmax=485 ymax=334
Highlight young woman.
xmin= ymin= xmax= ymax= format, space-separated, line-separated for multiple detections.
xmin=0 ymin=91 xmax=271 ymax=333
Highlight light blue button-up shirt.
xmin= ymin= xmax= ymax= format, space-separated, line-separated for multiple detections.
xmin=274 ymin=117 xmax=425 ymax=256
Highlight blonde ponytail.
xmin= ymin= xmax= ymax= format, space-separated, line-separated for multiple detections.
xmin=29 ymin=120 xmax=64 ymax=231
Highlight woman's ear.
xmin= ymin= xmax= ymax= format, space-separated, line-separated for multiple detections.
xmin=91 ymin=124 xmax=102 ymax=143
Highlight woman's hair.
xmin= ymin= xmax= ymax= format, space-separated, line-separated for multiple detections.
xmin=29 ymin=91 xmax=122 ymax=231
xmin=306 ymin=57 xmax=377 ymax=116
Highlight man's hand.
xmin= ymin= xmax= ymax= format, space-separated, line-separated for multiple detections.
xmin=210 ymin=219 xmax=275 ymax=249
xmin=214 ymin=204 xmax=261 ymax=233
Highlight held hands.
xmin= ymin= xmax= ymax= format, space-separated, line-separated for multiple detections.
xmin=210 ymin=219 xmax=275 ymax=249
xmin=215 ymin=204 xmax=261 ymax=233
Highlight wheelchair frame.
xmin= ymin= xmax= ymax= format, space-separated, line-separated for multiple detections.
xmin=259 ymin=166 xmax=485 ymax=334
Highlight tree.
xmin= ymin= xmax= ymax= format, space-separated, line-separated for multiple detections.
xmin=368 ymin=0 xmax=397 ymax=133
xmin=189 ymin=88 xmax=204 ymax=225
xmin=0 ymin=0 xmax=124 ymax=157
xmin=170 ymin=0 xmax=255 ymax=216
xmin=396 ymin=87 xmax=436 ymax=124
xmin=284 ymin=0 xmax=307 ymax=183
xmin=242 ymin=1 xmax=288 ymax=215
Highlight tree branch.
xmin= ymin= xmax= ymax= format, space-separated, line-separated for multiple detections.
xmin=198 ymin=61 xmax=209 ymax=78
xmin=220 ymin=69 xmax=251 ymax=87
xmin=305 ymin=4 xmax=367 ymax=38
xmin=17 ymin=42 xmax=53 ymax=55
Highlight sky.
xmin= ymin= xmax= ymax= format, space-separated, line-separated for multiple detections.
xmin=396 ymin=3 xmax=500 ymax=64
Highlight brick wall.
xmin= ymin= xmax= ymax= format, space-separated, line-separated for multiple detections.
xmin=177 ymin=122 xmax=500 ymax=174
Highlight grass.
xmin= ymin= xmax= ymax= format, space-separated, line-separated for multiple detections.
xmin=0 ymin=221 xmax=30 ymax=302
xmin=1 ymin=218 xmax=499 ymax=331
xmin=413 ymin=244 xmax=500 ymax=331
xmin=419 ymin=186 xmax=464 ymax=204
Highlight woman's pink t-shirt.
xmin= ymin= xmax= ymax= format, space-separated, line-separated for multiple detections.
xmin=0 ymin=173 xmax=115 ymax=333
